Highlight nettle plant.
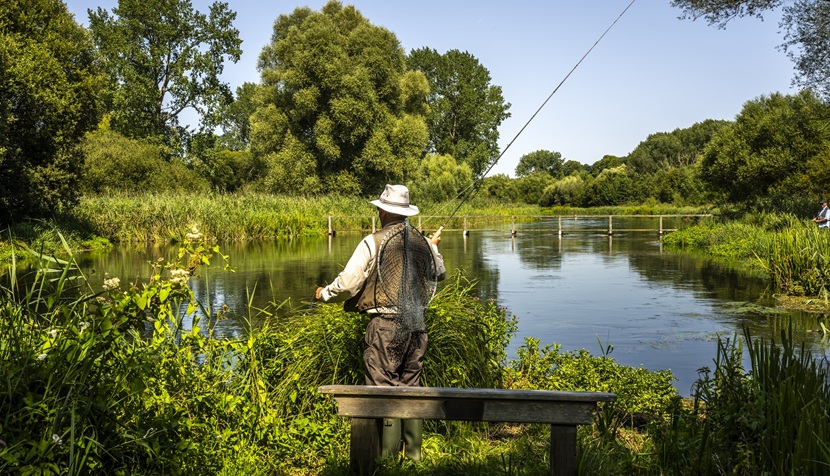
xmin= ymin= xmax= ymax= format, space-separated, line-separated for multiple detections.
xmin=0 ymin=228 xmax=262 ymax=475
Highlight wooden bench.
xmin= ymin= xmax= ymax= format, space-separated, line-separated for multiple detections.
xmin=318 ymin=385 xmax=616 ymax=476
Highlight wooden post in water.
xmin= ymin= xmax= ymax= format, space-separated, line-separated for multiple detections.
xmin=418 ymin=216 xmax=422 ymax=232
xmin=608 ymin=216 xmax=613 ymax=235
xmin=328 ymin=216 xmax=333 ymax=236
xmin=464 ymin=217 xmax=469 ymax=236
xmin=558 ymin=216 xmax=562 ymax=237
xmin=511 ymin=216 xmax=517 ymax=236
xmin=659 ymin=216 xmax=663 ymax=236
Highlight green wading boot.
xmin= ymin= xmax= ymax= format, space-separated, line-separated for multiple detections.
xmin=402 ymin=419 xmax=423 ymax=461
xmin=381 ymin=418 xmax=402 ymax=458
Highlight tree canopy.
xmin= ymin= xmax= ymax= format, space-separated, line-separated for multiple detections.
xmin=88 ymin=0 xmax=242 ymax=150
xmin=407 ymin=48 xmax=511 ymax=177
xmin=0 ymin=0 xmax=103 ymax=224
xmin=251 ymin=1 xmax=429 ymax=196
xmin=672 ymin=0 xmax=830 ymax=101
xmin=699 ymin=90 xmax=830 ymax=210
xmin=515 ymin=150 xmax=565 ymax=178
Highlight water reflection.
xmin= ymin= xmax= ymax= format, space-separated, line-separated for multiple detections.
xmin=73 ymin=219 xmax=829 ymax=396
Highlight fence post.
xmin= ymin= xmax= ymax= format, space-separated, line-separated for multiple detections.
xmin=659 ymin=216 xmax=663 ymax=236
xmin=558 ymin=216 xmax=562 ymax=237
xmin=608 ymin=216 xmax=613 ymax=236
xmin=328 ymin=216 xmax=334 ymax=236
xmin=511 ymin=216 xmax=516 ymax=236
xmin=464 ymin=217 xmax=469 ymax=236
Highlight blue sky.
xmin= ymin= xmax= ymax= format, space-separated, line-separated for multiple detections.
xmin=65 ymin=0 xmax=796 ymax=177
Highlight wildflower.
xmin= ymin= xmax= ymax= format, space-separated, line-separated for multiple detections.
xmin=185 ymin=225 xmax=202 ymax=242
xmin=52 ymin=434 xmax=62 ymax=445
xmin=170 ymin=268 xmax=191 ymax=286
xmin=37 ymin=353 xmax=47 ymax=361
xmin=79 ymin=321 xmax=90 ymax=333
xmin=103 ymin=276 xmax=121 ymax=290
xmin=48 ymin=329 xmax=57 ymax=339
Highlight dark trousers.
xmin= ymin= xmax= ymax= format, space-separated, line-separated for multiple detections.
xmin=363 ymin=315 xmax=428 ymax=386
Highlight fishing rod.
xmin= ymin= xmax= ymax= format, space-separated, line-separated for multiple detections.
xmin=430 ymin=0 xmax=637 ymax=239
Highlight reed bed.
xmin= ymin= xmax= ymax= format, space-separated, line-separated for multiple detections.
xmin=758 ymin=223 xmax=830 ymax=296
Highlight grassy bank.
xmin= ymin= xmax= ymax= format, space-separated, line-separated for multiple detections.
xmin=662 ymin=213 xmax=830 ymax=302
xmin=3 ymin=234 xmax=828 ymax=474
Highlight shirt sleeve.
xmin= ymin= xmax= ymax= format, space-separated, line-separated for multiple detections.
xmin=319 ymin=235 xmax=375 ymax=302
xmin=432 ymin=243 xmax=446 ymax=281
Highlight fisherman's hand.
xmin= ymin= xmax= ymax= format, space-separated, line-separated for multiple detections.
xmin=315 ymin=286 xmax=324 ymax=300
xmin=429 ymin=233 xmax=442 ymax=246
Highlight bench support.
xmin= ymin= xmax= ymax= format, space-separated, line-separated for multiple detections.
xmin=319 ymin=385 xmax=615 ymax=476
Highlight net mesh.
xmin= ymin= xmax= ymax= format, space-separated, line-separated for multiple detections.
xmin=376 ymin=221 xmax=437 ymax=366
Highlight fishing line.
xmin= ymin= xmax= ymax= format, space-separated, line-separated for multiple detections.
xmin=431 ymin=0 xmax=638 ymax=236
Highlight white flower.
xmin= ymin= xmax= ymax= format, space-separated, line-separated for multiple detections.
xmin=185 ymin=225 xmax=202 ymax=242
xmin=37 ymin=353 xmax=47 ymax=361
xmin=48 ymin=329 xmax=57 ymax=339
xmin=103 ymin=277 xmax=121 ymax=290
xmin=170 ymin=268 xmax=190 ymax=286
xmin=79 ymin=322 xmax=90 ymax=333
xmin=52 ymin=434 xmax=63 ymax=445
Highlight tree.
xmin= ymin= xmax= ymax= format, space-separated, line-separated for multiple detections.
xmin=699 ymin=91 xmax=830 ymax=211
xmin=540 ymin=175 xmax=586 ymax=206
xmin=409 ymin=154 xmax=473 ymax=203
xmin=515 ymin=150 xmax=565 ymax=178
xmin=0 ymin=0 xmax=103 ymax=224
xmin=672 ymin=0 xmax=830 ymax=101
xmin=407 ymin=48 xmax=511 ymax=177
xmin=589 ymin=155 xmax=624 ymax=176
xmin=481 ymin=174 xmax=519 ymax=202
xmin=216 ymin=82 xmax=258 ymax=151
xmin=81 ymin=128 xmax=209 ymax=194
xmin=252 ymin=1 xmax=429 ymax=196
xmin=562 ymin=160 xmax=587 ymax=177
xmin=88 ymin=0 xmax=242 ymax=150
xmin=624 ymin=120 xmax=729 ymax=174
xmin=584 ymin=165 xmax=634 ymax=207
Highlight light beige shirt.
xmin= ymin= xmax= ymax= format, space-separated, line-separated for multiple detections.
xmin=319 ymin=232 xmax=445 ymax=304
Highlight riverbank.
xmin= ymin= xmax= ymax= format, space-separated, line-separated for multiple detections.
xmin=0 ymin=192 xmax=710 ymax=266
xmin=3 ymin=235 xmax=829 ymax=474
xmin=662 ymin=213 xmax=830 ymax=311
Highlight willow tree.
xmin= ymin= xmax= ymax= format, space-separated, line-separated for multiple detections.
xmin=0 ymin=0 xmax=102 ymax=224
xmin=252 ymin=1 xmax=429 ymax=196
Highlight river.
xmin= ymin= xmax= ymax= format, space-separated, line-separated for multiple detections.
xmin=75 ymin=217 xmax=829 ymax=396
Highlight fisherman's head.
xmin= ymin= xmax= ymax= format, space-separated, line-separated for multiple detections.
xmin=371 ymin=184 xmax=419 ymax=224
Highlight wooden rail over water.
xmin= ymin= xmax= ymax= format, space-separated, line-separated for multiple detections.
xmin=326 ymin=214 xmax=713 ymax=237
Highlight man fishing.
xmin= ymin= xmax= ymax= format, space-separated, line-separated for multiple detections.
xmin=315 ymin=184 xmax=446 ymax=461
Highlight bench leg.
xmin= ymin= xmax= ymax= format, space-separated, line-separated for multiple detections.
xmin=550 ymin=424 xmax=577 ymax=476
xmin=350 ymin=417 xmax=382 ymax=476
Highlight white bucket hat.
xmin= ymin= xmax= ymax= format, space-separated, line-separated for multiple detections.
xmin=370 ymin=184 xmax=419 ymax=217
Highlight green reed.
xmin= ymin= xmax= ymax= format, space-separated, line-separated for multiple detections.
xmin=758 ymin=223 xmax=830 ymax=296
xmin=691 ymin=327 xmax=830 ymax=475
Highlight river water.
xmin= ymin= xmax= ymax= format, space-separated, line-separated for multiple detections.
xmin=75 ymin=217 xmax=829 ymax=396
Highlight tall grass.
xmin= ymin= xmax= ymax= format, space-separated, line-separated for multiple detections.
xmin=690 ymin=327 xmax=830 ymax=475
xmin=758 ymin=223 xmax=830 ymax=296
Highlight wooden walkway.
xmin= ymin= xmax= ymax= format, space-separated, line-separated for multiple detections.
xmin=326 ymin=214 xmax=713 ymax=236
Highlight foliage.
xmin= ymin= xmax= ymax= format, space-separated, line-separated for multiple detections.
xmin=757 ymin=221 xmax=830 ymax=296
xmin=624 ymin=120 xmax=729 ymax=175
xmin=480 ymin=174 xmax=519 ymax=203
xmin=514 ymin=172 xmax=554 ymax=205
xmin=215 ymin=82 xmax=258 ymax=151
xmin=187 ymin=131 xmax=262 ymax=192
xmin=88 ymin=0 xmax=242 ymax=151
xmin=672 ymin=0 xmax=830 ymax=102
xmin=584 ymin=165 xmax=634 ymax=207
xmin=699 ymin=91 xmax=830 ymax=212
xmin=0 ymin=0 xmax=103 ymax=225
xmin=690 ymin=327 xmax=830 ymax=475
xmin=80 ymin=129 xmax=210 ymax=194
xmin=504 ymin=338 xmax=678 ymax=419
xmin=252 ymin=1 xmax=429 ymax=196
xmin=407 ymin=48 xmax=511 ymax=177
xmin=515 ymin=150 xmax=565 ymax=178
xmin=409 ymin=154 xmax=474 ymax=203
xmin=539 ymin=175 xmax=586 ymax=207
